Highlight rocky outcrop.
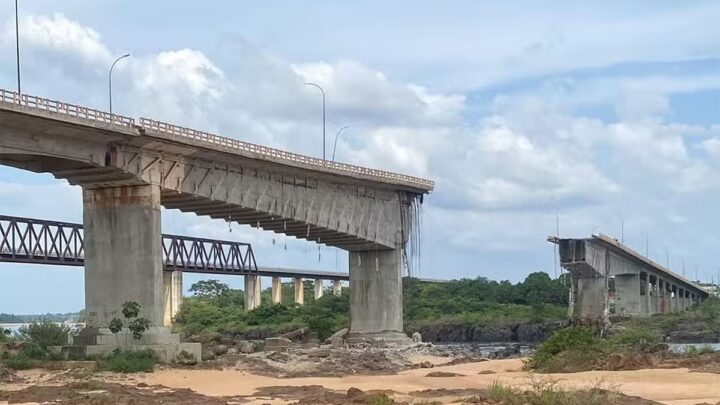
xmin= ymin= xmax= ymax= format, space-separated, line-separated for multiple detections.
xmin=410 ymin=320 xmax=567 ymax=343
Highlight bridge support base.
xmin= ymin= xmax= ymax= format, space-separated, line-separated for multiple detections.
xmin=348 ymin=249 xmax=411 ymax=346
xmin=332 ymin=280 xmax=342 ymax=296
xmin=163 ymin=270 xmax=183 ymax=326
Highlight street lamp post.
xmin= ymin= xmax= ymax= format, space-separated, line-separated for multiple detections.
xmin=332 ymin=125 xmax=350 ymax=161
xmin=304 ymin=82 xmax=326 ymax=160
xmin=109 ymin=53 xmax=131 ymax=115
xmin=15 ymin=0 xmax=20 ymax=94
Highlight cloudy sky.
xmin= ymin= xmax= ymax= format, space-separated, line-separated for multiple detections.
xmin=2 ymin=1 xmax=720 ymax=313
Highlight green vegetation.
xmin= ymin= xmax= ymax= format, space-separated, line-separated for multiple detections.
xmin=99 ymin=349 xmax=158 ymax=373
xmin=108 ymin=301 xmax=152 ymax=340
xmin=17 ymin=320 xmax=71 ymax=349
xmin=0 ymin=312 xmax=81 ymax=323
xmin=488 ymin=379 xmax=623 ymax=405
xmin=175 ymin=273 xmax=569 ymax=340
xmin=527 ymin=297 xmax=720 ymax=372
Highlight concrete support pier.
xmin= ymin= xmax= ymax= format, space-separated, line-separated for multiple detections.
xmin=163 ymin=270 xmax=183 ymax=326
xmin=347 ymin=249 xmax=410 ymax=345
xmin=272 ymin=277 xmax=282 ymax=304
xmin=314 ymin=279 xmax=324 ymax=300
xmin=332 ymin=280 xmax=342 ymax=296
xmin=83 ymin=185 xmax=164 ymax=327
xmin=244 ymin=275 xmax=261 ymax=311
xmin=294 ymin=278 xmax=304 ymax=305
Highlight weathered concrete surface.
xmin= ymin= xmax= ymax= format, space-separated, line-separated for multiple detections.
xmin=314 ymin=279 xmax=324 ymax=300
xmin=83 ymin=184 xmax=164 ymax=327
xmin=0 ymin=92 xmax=433 ymax=349
xmin=332 ymin=280 xmax=342 ymax=296
xmin=348 ymin=249 xmax=409 ymax=343
xmin=294 ymin=278 xmax=304 ymax=305
xmin=271 ymin=277 xmax=282 ymax=304
xmin=163 ymin=270 xmax=183 ymax=326
xmin=244 ymin=275 xmax=261 ymax=311
xmin=559 ymin=234 xmax=708 ymax=322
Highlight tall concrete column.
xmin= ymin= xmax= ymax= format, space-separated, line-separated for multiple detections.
xmin=348 ymin=249 xmax=408 ymax=343
xmin=271 ymin=277 xmax=282 ymax=304
xmin=163 ymin=270 xmax=183 ymax=326
xmin=332 ymin=280 xmax=342 ymax=296
xmin=294 ymin=278 xmax=304 ymax=305
xmin=83 ymin=184 xmax=163 ymax=327
xmin=314 ymin=279 xmax=324 ymax=300
xmin=244 ymin=275 xmax=261 ymax=311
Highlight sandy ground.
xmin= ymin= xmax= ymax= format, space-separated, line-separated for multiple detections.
xmin=131 ymin=357 xmax=720 ymax=405
xmin=2 ymin=357 xmax=719 ymax=404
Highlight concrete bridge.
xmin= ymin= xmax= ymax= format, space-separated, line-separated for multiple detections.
xmin=0 ymin=89 xmax=434 ymax=350
xmin=554 ymin=234 xmax=709 ymax=322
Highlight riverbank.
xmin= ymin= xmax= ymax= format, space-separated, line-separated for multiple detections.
xmin=2 ymin=358 xmax=719 ymax=404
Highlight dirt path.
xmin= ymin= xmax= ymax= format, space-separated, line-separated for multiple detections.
xmin=136 ymin=358 xmax=720 ymax=405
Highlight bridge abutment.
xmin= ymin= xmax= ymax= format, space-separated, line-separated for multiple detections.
xmin=83 ymin=184 xmax=164 ymax=327
xmin=347 ymin=249 xmax=410 ymax=345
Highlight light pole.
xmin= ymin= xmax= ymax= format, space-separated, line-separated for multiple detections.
xmin=15 ymin=0 xmax=20 ymax=94
xmin=304 ymin=82 xmax=326 ymax=160
xmin=109 ymin=53 xmax=130 ymax=115
xmin=332 ymin=125 xmax=350 ymax=161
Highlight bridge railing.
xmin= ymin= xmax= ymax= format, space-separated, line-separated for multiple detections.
xmin=0 ymin=215 xmax=258 ymax=274
xmin=0 ymin=89 xmax=135 ymax=127
xmin=0 ymin=88 xmax=433 ymax=190
xmin=138 ymin=118 xmax=435 ymax=190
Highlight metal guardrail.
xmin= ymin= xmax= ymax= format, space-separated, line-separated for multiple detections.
xmin=139 ymin=118 xmax=435 ymax=190
xmin=0 ymin=215 xmax=258 ymax=274
xmin=0 ymin=88 xmax=434 ymax=190
xmin=0 ymin=89 xmax=135 ymax=127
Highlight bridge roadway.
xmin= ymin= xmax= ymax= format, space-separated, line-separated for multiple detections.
xmin=0 ymin=89 xmax=434 ymax=345
xmin=553 ymin=234 xmax=709 ymax=322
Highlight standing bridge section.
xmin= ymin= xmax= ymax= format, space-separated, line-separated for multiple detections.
xmin=0 ymin=90 xmax=433 ymax=345
xmin=554 ymin=234 xmax=709 ymax=323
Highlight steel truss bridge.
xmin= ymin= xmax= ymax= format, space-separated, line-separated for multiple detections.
xmin=0 ymin=214 xmax=258 ymax=275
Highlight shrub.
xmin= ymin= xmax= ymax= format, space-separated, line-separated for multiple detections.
xmin=4 ymin=355 xmax=33 ymax=370
xmin=21 ymin=342 xmax=48 ymax=360
xmin=526 ymin=327 xmax=599 ymax=370
xmin=101 ymin=349 xmax=158 ymax=373
xmin=17 ymin=320 xmax=70 ymax=349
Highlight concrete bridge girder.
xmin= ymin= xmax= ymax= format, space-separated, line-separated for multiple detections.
xmin=1 ymin=103 xmax=429 ymax=341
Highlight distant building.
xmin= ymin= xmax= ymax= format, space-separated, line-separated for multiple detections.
xmin=698 ymin=283 xmax=720 ymax=297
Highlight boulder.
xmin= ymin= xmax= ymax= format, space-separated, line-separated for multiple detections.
xmin=213 ymin=344 xmax=229 ymax=356
xmin=238 ymin=340 xmax=255 ymax=354
xmin=412 ymin=332 xmax=423 ymax=343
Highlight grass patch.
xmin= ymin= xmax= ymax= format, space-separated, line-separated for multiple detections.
xmin=488 ymin=378 xmax=621 ymax=405
xmin=99 ymin=349 xmax=158 ymax=373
